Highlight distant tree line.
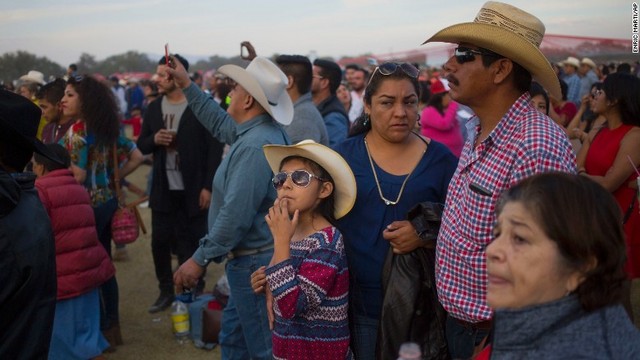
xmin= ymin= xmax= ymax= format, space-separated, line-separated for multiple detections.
xmin=0 ymin=50 xmax=270 ymax=85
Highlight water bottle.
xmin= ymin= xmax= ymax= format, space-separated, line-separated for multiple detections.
xmin=171 ymin=300 xmax=190 ymax=341
xmin=397 ymin=342 xmax=421 ymax=360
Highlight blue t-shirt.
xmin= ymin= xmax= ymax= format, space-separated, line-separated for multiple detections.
xmin=334 ymin=133 xmax=457 ymax=318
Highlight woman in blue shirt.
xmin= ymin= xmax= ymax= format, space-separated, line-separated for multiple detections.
xmin=334 ymin=62 xmax=457 ymax=359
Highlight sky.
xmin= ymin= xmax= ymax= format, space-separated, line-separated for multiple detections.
xmin=0 ymin=0 xmax=632 ymax=67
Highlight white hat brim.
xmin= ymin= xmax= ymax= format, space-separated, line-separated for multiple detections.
xmin=423 ymin=22 xmax=561 ymax=100
xmin=219 ymin=64 xmax=294 ymax=126
xmin=263 ymin=140 xmax=356 ymax=219
xmin=19 ymin=74 xmax=45 ymax=85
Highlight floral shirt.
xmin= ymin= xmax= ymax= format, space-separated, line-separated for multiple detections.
xmin=60 ymin=121 xmax=136 ymax=207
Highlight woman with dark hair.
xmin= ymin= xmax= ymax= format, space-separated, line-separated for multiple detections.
xmin=577 ymin=72 xmax=640 ymax=279
xmin=549 ymin=78 xmax=578 ymax=127
xmin=60 ymin=75 xmax=144 ymax=349
xmin=480 ymin=173 xmax=640 ymax=358
xmin=564 ymin=82 xmax=607 ymax=152
xmin=420 ymin=79 xmax=464 ymax=157
xmin=338 ymin=63 xmax=457 ymax=359
xmin=337 ymin=81 xmax=353 ymax=117
xmin=528 ymin=81 xmax=549 ymax=115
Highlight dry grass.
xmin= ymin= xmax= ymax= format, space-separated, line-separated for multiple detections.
xmin=105 ymin=164 xmax=223 ymax=360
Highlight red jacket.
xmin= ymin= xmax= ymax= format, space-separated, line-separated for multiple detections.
xmin=35 ymin=169 xmax=115 ymax=300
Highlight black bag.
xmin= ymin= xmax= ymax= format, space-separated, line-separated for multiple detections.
xmin=376 ymin=202 xmax=449 ymax=360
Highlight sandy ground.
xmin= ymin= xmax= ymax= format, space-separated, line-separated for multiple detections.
xmin=105 ymin=164 xmax=223 ymax=360
xmin=106 ymin=163 xmax=640 ymax=359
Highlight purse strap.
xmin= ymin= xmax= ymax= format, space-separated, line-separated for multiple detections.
xmin=112 ymin=144 xmax=124 ymax=207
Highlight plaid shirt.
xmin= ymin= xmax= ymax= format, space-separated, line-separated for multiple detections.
xmin=436 ymin=93 xmax=576 ymax=323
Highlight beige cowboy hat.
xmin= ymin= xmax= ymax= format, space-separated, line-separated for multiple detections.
xmin=580 ymin=57 xmax=597 ymax=69
xmin=263 ymin=140 xmax=356 ymax=219
xmin=218 ymin=56 xmax=293 ymax=125
xmin=19 ymin=70 xmax=45 ymax=85
xmin=422 ymin=1 xmax=561 ymax=99
xmin=560 ymin=56 xmax=580 ymax=68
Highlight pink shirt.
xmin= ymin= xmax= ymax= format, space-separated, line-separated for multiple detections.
xmin=421 ymin=101 xmax=464 ymax=157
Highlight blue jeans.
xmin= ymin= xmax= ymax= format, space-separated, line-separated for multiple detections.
xmin=351 ymin=313 xmax=378 ymax=360
xmin=445 ymin=315 xmax=491 ymax=360
xmin=219 ymin=251 xmax=273 ymax=360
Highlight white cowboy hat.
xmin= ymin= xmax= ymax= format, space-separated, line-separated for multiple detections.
xmin=561 ymin=57 xmax=580 ymax=68
xmin=580 ymin=57 xmax=597 ymax=69
xmin=218 ymin=57 xmax=293 ymax=125
xmin=263 ymin=140 xmax=356 ymax=219
xmin=19 ymin=70 xmax=45 ymax=85
xmin=422 ymin=1 xmax=561 ymax=99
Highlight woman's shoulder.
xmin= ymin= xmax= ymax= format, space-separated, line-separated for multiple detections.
xmin=333 ymin=133 xmax=363 ymax=154
xmin=422 ymin=136 xmax=456 ymax=162
xmin=537 ymin=304 xmax=640 ymax=355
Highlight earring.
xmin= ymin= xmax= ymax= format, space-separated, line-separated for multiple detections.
xmin=416 ymin=113 xmax=421 ymax=122
xmin=363 ymin=113 xmax=370 ymax=127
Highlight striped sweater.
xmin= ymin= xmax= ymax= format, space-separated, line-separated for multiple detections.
xmin=265 ymin=226 xmax=352 ymax=360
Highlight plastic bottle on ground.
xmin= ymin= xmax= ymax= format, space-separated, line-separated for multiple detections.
xmin=171 ymin=300 xmax=190 ymax=343
xmin=397 ymin=342 xmax=422 ymax=360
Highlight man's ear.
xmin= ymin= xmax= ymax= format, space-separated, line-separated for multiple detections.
xmin=244 ymin=93 xmax=255 ymax=110
xmin=286 ymin=75 xmax=295 ymax=90
xmin=320 ymin=77 xmax=330 ymax=91
xmin=492 ymin=58 xmax=514 ymax=86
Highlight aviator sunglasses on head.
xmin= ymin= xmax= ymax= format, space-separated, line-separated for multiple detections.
xmin=272 ymin=170 xmax=326 ymax=190
xmin=371 ymin=62 xmax=419 ymax=79
xmin=454 ymin=46 xmax=501 ymax=64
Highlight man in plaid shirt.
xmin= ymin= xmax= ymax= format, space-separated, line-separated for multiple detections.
xmin=423 ymin=2 xmax=576 ymax=358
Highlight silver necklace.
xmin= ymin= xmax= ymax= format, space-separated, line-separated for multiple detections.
xmin=363 ymin=136 xmax=425 ymax=206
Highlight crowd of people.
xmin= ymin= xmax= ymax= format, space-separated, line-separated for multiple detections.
xmin=2 ymin=1 xmax=640 ymax=359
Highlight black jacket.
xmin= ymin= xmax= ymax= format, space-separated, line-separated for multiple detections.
xmin=137 ymin=95 xmax=224 ymax=218
xmin=0 ymin=169 xmax=57 ymax=359
xmin=376 ymin=202 xmax=449 ymax=360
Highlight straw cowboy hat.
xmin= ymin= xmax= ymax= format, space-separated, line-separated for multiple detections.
xmin=263 ymin=140 xmax=356 ymax=219
xmin=19 ymin=70 xmax=45 ymax=85
xmin=422 ymin=1 xmax=561 ymax=99
xmin=218 ymin=56 xmax=293 ymax=125
xmin=580 ymin=57 xmax=597 ymax=69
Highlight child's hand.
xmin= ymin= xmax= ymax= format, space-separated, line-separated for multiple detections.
xmin=266 ymin=286 xmax=275 ymax=330
xmin=251 ymin=266 xmax=267 ymax=294
xmin=265 ymin=198 xmax=298 ymax=246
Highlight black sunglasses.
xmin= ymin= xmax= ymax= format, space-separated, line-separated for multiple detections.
xmin=454 ymin=47 xmax=500 ymax=64
xmin=373 ymin=62 xmax=419 ymax=79
xmin=272 ymin=170 xmax=326 ymax=190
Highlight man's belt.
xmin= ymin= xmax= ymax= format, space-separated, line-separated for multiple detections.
xmin=227 ymin=244 xmax=274 ymax=260
xmin=455 ymin=317 xmax=493 ymax=331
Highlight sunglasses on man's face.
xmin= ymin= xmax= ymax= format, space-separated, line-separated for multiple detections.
xmin=454 ymin=47 xmax=500 ymax=64
xmin=272 ymin=170 xmax=326 ymax=190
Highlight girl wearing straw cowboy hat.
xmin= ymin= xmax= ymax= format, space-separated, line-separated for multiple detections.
xmin=423 ymin=2 xmax=576 ymax=358
xmin=168 ymin=54 xmax=291 ymax=359
xmin=250 ymin=140 xmax=356 ymax=360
